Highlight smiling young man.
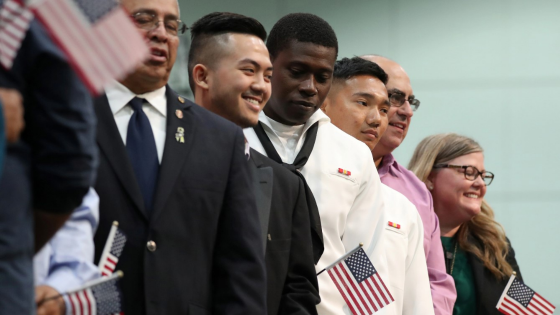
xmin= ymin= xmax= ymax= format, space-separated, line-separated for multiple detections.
xmin=361 ymin=55 xmax=457 ymax=315
xmin=189 ymin=12 xmax=320 ymax=315
xmin=244 ymin=14 xmax=392 ymax=315
xmin=321 ymin=57 xmax=434 ymax=315
xmin=93 ymin=1 xmax=266 ymax=314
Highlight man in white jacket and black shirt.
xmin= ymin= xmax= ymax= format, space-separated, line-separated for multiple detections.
xmin=244 ymin=13 xmax=393 ymax=315
xmin=321 ymin=57 xmax=434 ymax=315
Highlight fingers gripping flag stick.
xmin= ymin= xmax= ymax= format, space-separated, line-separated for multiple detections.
xmin=496 ymin=274 xmax=556 ymax=315
xmin=98 ymin=221 xmax=127 ymax=277
xmin=317 ymin=244 xmax=394 ymax=315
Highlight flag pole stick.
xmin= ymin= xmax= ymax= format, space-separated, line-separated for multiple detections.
xmin=37 ymin=271 xmax=124 ymax=306
xmin=98 ymin=221 xmax=119 ymax=273
xmin=316 ymin=243 xmax=363 ymax=276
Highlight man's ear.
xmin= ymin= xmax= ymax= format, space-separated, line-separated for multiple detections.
xmin=192 ymin=64 xmax=210 ymax=90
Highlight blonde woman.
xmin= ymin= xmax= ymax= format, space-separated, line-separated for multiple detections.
xmin=408 ymin=133 xmax=522 ymax=315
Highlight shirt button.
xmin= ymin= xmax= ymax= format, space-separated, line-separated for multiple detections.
xmin=147 ymin=240 xmax=157 ymax=252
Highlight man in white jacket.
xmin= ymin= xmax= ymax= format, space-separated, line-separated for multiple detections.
xmin=244 ymin=13 xmax=393 ymax=315
xmin=321 ymin=57 xmax=434 ymax=315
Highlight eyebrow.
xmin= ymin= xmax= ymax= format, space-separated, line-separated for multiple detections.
xmin=353 ymin=92 xmax=390 ymax=106
xmin=134 ymin=9 xmax=179 ymax=21
xmin=388 ymin=88 xmax=405 ymax=95
xmin=238 ymin=58 xmax=273 ymax=71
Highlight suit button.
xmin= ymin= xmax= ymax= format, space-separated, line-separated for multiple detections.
xmin=147 ymin=240 xmax=157 ymax=252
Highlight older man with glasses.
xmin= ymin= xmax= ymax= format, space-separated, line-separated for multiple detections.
xmin=92 ymin=0 xmax=267 ymax=314
xmin=361 ymin=55 xmax=458 ymax=315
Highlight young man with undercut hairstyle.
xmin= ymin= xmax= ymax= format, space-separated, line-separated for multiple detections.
xmin=321 ymin=57 xmax=434 ymax=315
xmin=189 ymin=12 xmax=320 ymax=315
xmin=244 ymin=14 xmax=393 ymax=315
xmin=360 ymin=55 xmax=457 ymax=315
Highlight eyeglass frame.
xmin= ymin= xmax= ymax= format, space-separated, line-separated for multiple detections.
xmin=432 ymin=164 xmax=495 ymax=186
xmin=388 ymin=90 xmax=420 ymax=112
xmin=130 ymin=11 xmax=188 ymax=36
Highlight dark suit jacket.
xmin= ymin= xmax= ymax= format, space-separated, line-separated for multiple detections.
xmin=249 ymin=150 xmax=320 ymax=315
xmin=93 ymin=87 xmax=266 ymax=315
xmin=469 ymin=237 xmax=522 ymax=315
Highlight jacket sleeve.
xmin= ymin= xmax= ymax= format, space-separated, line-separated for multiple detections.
xmin=278 ymin=177 xmax=320 ymax=315
xmin=212 ymin=127 xmax=267 ymax=315
xmin=16 ymin=21 xmax=97 ymax=213
xmin=505 ymin=237 xmax=522 ymax=282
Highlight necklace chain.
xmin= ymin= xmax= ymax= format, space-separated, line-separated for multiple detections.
xmin=450 ymin=241 xmax=458 ymax=275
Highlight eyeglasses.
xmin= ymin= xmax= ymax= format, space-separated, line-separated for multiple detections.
xmin=433 ymin=164 xmax=495 ymax=186
xmin=131 ymin=12 xmax=187 ymax=36
xmin=388 ymin=91 xmax=420 ymax=111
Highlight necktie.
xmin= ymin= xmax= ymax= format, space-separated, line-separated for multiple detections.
xmin=126 ymin=97 xmax=159 ymax=215
xmin=253 ymin=121 xmax=324 ymax=263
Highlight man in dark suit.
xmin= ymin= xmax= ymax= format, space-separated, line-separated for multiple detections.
xmin=92 ymin=1 xmax=266 ymax=314
xmin=188 ymin=12 xmax=320 ymax=315
xmin=0 ymin=21 xmax=97 ymax=314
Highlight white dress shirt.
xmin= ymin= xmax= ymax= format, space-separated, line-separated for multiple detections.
xmin=380 ymin=184 xmax=434 ymax=315
xmin=245 ymin=110 xmax=392 ymax=315
xmin=104 ymin=81 xmax=167 ymax=163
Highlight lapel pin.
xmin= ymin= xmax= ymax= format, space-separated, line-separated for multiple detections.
xmin=178 ymin=96 xmax=185 ymax=103
xmin=175 ymin=127 xmax=185 ymax=143
xmin=338 ymin=168 xmax=351 ymax=176
xmin=388 ymin=221 xmax=401 ymax=229
xmin=175 ymin=109 xmax=183 ymax=119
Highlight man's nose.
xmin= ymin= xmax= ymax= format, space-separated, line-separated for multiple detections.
xmin=299 ymin=76 xmax=317 ymax=96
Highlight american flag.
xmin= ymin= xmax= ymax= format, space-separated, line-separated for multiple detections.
xmin=325 ymin=246 xmax=393 ymax=315
xmin=67 ymin=271 xmax=124 ymax=315
xmin=98 ymin=221 xmax=127 ymax=277
xmin=29 ymin=0 xmax=149 ymax=94
xmin=0 ymin=0 xmax=33 ymax=69
xmin=497 ymin=275 xmax=556 ymax=315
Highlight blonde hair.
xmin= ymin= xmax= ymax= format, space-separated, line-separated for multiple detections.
xmin=408 ymin=133 xmax=513 ymax=280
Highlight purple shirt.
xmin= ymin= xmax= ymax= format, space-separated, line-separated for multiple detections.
xmin=379 ymin=154 xmax=457 ymax=315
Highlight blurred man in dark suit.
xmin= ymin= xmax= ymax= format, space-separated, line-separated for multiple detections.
xmin=92 ymin=1 xmax=266 ymax=314
xmin=0 ymin=21 xmax=97 ymax=314
xmin=189 ymin=12 xmax=320 ymax=315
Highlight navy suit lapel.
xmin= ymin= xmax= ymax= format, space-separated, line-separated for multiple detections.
xmin=151 ymin=87 xmax=195 ymax=224
xmin=95 ymin=94 xmax=148 ymax=220
xmin=250 ymin=151 xmax=273 ymax=251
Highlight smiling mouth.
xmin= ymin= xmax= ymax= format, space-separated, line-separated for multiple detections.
xmin=389 ymin=122 xmax=406 ymax=130
xmin=243 ymin=96 xmax=262 ymax=111
xmin=464 ymin=193 xmax=480 ymax=199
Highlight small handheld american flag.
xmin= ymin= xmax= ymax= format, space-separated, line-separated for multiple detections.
xmin=29 ymin=0 xmax=149 ymax=94
xmin=98 ymin=221 xmax=127 ymax=277
xmin=66 ymin=271 xmax=125 ymax=315
xmin=317 ymin=244 xmax=394 ymax=315
xmin=496 ymin=274 xmax=556 ymax=315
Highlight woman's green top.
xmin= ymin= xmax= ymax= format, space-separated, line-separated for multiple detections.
xmin=441 ymin=236 xmax=477 ymax=315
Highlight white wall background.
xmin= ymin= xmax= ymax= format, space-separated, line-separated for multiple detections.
xmin=177 ymin=0 xmax=560 ymax=303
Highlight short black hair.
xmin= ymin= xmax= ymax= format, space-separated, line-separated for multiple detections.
xmin=188 ymin=12 xmax=267 ymax=92
xmin=333 ymin=57 xmax=388 ymax=85
xmin=267 ymin=13 xmax=338 ymax=59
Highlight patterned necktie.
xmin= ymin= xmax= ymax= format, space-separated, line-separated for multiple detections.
xmin=253 ymin=121 xmax=324 ymax=263
xmin=126 ymin=97 xmax=159 ymax=215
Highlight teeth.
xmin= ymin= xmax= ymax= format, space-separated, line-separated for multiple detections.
xmin=153 ymin=51 xmax=162 ymax=56
xmin=245 ymin=98 xmax=259 ymax=105
xmin=465 ymin=194 xmax=479 ymax=199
